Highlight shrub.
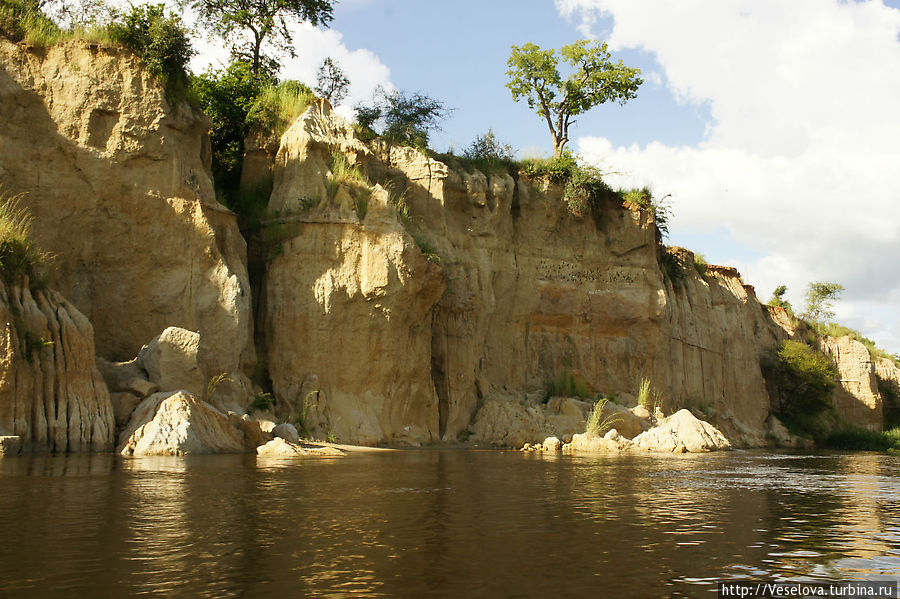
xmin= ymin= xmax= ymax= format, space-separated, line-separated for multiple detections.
xmin=108 ymin=4 xmax=193 ymax=99
xmin=693 ymin=253 xmax=708 ymax=277
xmin=246 ymin=80 xmax=315 ymax=137
xmin=463 ymin=129 xmax=515 ymax=163
xmin=411 ymin=233 xmax=441 ymax=264
xmin=247 ymin=391 xmax=274 ymax=414
xmin=546 ymin=367 xmax=590 ymax=400
xmin=191 ymin=60 xmax=272 ymax=199
xmin=768 ymin=284 xmax=793 ymax=315
xmin=824 ymin=427 xmax=900 ymax=452
xmin=622 ymin=186 xmax=670 ymax=238
xmin=354 ymin=87 xmax=449 ymax=148
xmin=810 ymin=321 xmax=898 ymax=365
xmin=761 ymin=340 xmax=838 ymax=436
xmin=0 ymin=192 xmax=51 ymax=285
xmin=659 ymin=247 xmax=686 ymax=286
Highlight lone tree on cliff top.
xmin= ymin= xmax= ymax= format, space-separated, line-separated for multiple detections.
xmin=186 ymin=0 xmax=334 ymax=75
xmin=506 ymin=40 xmax=642 ymax=157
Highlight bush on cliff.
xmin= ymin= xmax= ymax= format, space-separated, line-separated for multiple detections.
xmin=108 ymin=4 xmax=193 ymax=99
xmin=246 ymin=80 xmax=315 ymax=136
xmin=761 ymin=340 xmax=838 ymax=437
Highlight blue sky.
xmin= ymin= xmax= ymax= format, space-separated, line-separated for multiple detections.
xmin=186 ymin=0 xmax=900 ymax=355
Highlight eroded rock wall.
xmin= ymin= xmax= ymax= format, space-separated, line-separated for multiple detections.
xmin=258 ymin=102 xmax=790 ymax=445
xmin=0 ymin=280 xmax=114 ymax=451
xmin=0 ymin=39 xmax=254 ymax=386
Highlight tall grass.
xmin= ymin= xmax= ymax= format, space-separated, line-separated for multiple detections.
xmin=637 ymin=377 xmax=653 ymax=408
xmin=0 ymin=192 xmax=51 ymax=284
xmin=246 ymin=81 xmax=315 ymax=137
xmin=585 ymin=397 xmax=621 ymax=436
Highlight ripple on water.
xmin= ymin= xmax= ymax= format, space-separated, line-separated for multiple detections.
xmin=0 ymin=450 xmax=899 ymax=597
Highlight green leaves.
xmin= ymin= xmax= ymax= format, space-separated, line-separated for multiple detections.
xmin=506 ymin=39 xmax=642 ymax=156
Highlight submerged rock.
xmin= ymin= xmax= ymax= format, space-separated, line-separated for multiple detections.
xmin=256 ymin=437 xmax=344 ymax=458
xmin=0 ymin=436 xmax=22 ymax=456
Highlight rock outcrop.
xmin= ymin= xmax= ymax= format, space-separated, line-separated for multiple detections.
xmin=253 ymin=101 xmax=887 ymax=447
xmin=631 ymin=409 xmax=732 ymax=453
xmin=261 ymin=102 xmax=444 ymax=444
xmin=255 ymin=437 xmax=344 ymax=458
xmin=0 ymin=280 xmax=114 ymax=452
xmin=0 ymin=39 xmax=254 ymax=395
xmin=117 ymin=391 xmax=245 ymax=456
xmin=819 ymin=336 xmax=883 ymax=431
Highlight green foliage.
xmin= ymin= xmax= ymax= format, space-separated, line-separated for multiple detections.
xmin=622 ymin=187 xmax=670 ymax=238
xmin=354 ymin=86 xmax=450 ymax=147
xmin=247 ymin=391 xmax=274 ymax=415
xmin=108 ymin=4 xmax=193 ymax=99
xmin=659 ymin=247 xmax=686 ymax=286
xmin=507 ymin=39 xmax=642 ymax=156
xmin=0 ymin=192 xmax=51 ymax=286
xmin=206 ymin=372 xmax=233 ymax=397
xmin=293 ymin=390 xmax=317 ymax=438
xmin=823 ymin=427 xmax=900 ymax=452
xmin=585 ymin=397 xmax=621 ymax=436
xmin=464 ymin=129 xmax=515 ymax=163
xmin=693 ymin=253 xmax=708 ymax=277
xmin=191 ymin=61 xmax=300 ymax=217
xmin=0 ymin=0 xmax=61 ymax=43
xmin=0 ymin=0 xmax=112 ymax=47
xmin=878 ymin=375 xmax=900 ymax=429
xmin=520 ymin=151 xmax=619 ymax=221
xmin=247 ymin=80 xmax=314 ymax=135
xmin=546 ymin=367 xmax=590 ymax=400
xmin=411 ymin=233 xmax=441 ymax=264
xmin=314 ymin=57 xmax=349 ymax=106
xmin=21 ymin=328 xmax=53 ymax=362
xmin=802 ymin=281 xmax=844 ymax=323
xmin=637 ymin=377 xmax=653 ymax=408
xmin=761 ymin=340 xmax=838 ymax=436
xmin=768 ymin=284 xmax=793 ymax=315
xmin=187 ymin=0 xmax=333 ymax=74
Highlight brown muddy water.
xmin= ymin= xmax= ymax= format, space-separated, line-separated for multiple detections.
xmin=0 ymin=449 xmax=898 ymax=598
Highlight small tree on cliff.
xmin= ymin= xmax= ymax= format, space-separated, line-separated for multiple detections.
xmin=506 ymin=40 xmax=642 ymax=157
xmin=186 ymin=0 xmax=334 ymax=75
xmin=802 ymin=281 xmax=844 ymax=323
xmin=315 ymin=57 xmax=350 ymax=106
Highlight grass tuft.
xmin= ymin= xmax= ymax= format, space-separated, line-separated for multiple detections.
xmin=247 ymin=81 xmax=315 ymax=137
xmin=0 ymin=191 xmax=52 ymax=285
xmin=585 ymin=396 xmax=621 ymax=436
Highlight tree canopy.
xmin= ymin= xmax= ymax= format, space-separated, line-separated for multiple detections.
xmin=506 ymin=40 xmax=642 ymax=157
xmin=355 ymin=87 xmax=449 ymax=147
xmin=315 ymin=57 xmax=349 ymax=106
xmin=803 ymin=281 xmax=844 ymax=323
xmin=185 ymin=0 xmax=334 ymax=74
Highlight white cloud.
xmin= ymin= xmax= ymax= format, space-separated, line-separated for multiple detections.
xmin=559 ymin=0 xmax=900 ymax=353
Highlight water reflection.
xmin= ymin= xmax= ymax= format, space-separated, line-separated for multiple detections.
xmin=0 ymin=450 xmax=899 ymax=598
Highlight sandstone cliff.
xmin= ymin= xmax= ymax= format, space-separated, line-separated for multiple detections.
xmin=0 ymin=39 xmax=254 ymax=397
xmin=0 ymin=279 xmax=113 ymax=451
xmin=254 ymin=102 xmax=804 ymax=446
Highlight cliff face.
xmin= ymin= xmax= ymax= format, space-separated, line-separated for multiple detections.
xmin=0 ymin=280 xmax=114 ymax=451
xmin=0 ymin=39 xmax=254 ymax=388
xmin=257 ymin=102 xmax=799 ymax=446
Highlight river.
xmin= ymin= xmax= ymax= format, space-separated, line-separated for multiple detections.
xmin=1 ymin=450 xmax=898 ymax=597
